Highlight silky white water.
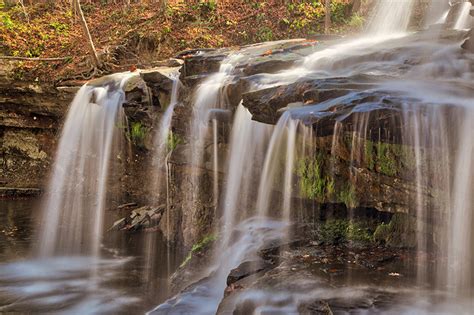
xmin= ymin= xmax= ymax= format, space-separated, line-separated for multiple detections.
xmin=453 ymin=1 xmax=472 ymax=30
xmin=368 ymin=0 xmax=416 ymax=35
xmin=142 ymin=70 xmax=182 ymax=294
xmin=38 ymin=73 xmax=133 ymax=257
xmin=152 ymin=69 xmax=181 ymax=199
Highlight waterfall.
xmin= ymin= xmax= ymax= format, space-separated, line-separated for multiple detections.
xmin=380 ymin=80 xmax=474 ymax=295
xmin=220 ymin=104 xmax=271 ymax=247
xmin=38 ymin=73 xmax=132 ymax=257
xmin=148 ymin=1 xmax=474 ymax=312
xmin=148 ymin=105 xmax=275 ymax=314
xmin=256 ymin=113 xmax=298 ymax=219
xmin=453 ymin=2 xmax=472 ymax=30
xmin=150 ymin=70 xmax=181 ymax=207
xmin=144 ymin=70 xmax=181 ymax=291
xmin=448 ymin=110 xmax=474 ymax=294
xmin=187 ymin=54 xmax=243 ymax=217
xmin=212 ymin=118 xmax=219 ymax=211
xmin=424 ymin=1 xmax=450 ymax=26
xmin=367 ymin=0 xmax=416 ymax=35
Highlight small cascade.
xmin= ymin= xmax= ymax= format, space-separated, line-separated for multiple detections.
xmin=447 ymin=109 xmax=474 ymax=294
xmin=256 ymin=112 xmax=295 ymax=218
xmin=453 ymin=1 xmax=472 ymax=30
xmin=38 ymin=73 xmax=133 ymax=257
xmin=219 ymin=104 xmax=271 ymax=246
xmin=212 ymin=118 xmax=218 ymax=211
xmin=282 ymin=119 xmax=298 ymax=224
xmin=424 ymin=1 xmax=451 ymax=26
xmin=149 ymin=106 xmax=274 ymax=314
xmin=187 ymin=54 xmax=244 ymax=221
xmin=367 ymin=0 xmax=416 ymax=35
xmin=143 ymin=70 xmax=181 ymax=296
xmin=151 ymin=69 xmax=181 ymax=207
xmin=436 ymin=10 xmax=450 ymax=24
xmin=189 ymin=53 xmax=243 ymax=169
xmin=379 ymin=79 xmax=474 ymax=295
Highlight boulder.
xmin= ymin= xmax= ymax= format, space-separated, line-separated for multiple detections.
xmin=109 ymin=205 xmax=166 ymax=232
xmin=226 ymin=260 xmax=273 ymax=286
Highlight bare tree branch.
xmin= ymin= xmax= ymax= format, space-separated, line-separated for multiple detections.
xmin=73 ymin=0 xmax=101 ymax=68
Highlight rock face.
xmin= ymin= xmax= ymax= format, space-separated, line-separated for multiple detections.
xmin=0 ymin=78 xmax=74 ymax=189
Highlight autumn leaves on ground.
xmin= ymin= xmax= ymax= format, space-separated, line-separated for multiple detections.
xmin=0 ymin=0 xmax=364 ymax=83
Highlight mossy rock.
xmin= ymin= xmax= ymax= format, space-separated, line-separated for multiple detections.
xmin=180 ymin=234 xmax=217 ymax=268
xmin=319 ymin=219 xmax=373 ymax=246
xmin=374 ymin=213 xmax=416 ymax=248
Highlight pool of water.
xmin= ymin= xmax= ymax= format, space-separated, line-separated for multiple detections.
xmin=0 ymin=199 xmax=183 ymax=314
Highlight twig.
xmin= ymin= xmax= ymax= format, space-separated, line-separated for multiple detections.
xmin=0 ymin=56 xmax=70 ymax=61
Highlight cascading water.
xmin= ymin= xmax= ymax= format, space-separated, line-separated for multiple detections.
xmin=151 ymin=70 xmax=181 ymax=207
xmin=149 ymin=1 xmax=474 ymax=313
xmin=424 ymin=0 xmax=451 ymax=26
xmin=453 ymin=1 xmax=472 ymax=30
xmin=188 ymin=54 xmax=243 ymax=205
xmin=38 ymin=73 xmax=132 ymax=257
xmin=0 ymin=73 xmax=145 ymax=314
xmin=219 ymin=104 xmax=271 ymax=246
xmin=144 ymin=70 xmax=181 ymax=294
xmin=367 ymin=0 xmax=416 ymax=35
xmin=256 ymin=112 xmax=298 ymax=219
xmin=148 ymin=105 xmax=276 ymax=314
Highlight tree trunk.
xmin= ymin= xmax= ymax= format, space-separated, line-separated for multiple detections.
xmin=73 ymin=0 xmax=101 ymax=68
xmin=351 ymin=0 xmax=362 ymax=14
xmin=325 ymin=0 xmax=331 ymax=34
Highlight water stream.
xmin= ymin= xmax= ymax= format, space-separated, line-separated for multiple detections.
xmin=1 ymin=0 xmax=474 ymax=314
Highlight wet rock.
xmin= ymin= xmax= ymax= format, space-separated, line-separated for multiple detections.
xmin=207 ymin=109 xmax=232 ymax=123
xmin=373 ymin=213 xmax=417 ymax=248
xmin=181 ymin=51 xmax=228 ymax=78
xmin=242 ymin=81 xmax=309 ymax=125
xmin=140 ymin=67 xmax=180 ymax=89
xmin=0 ymin=187 xmax=42 ymax=198
xmin=0 ymin=79 xmax=72 ymax=190
xmin=241 ymin=58 xmax=297 ymax=76
xmin=226 ymin=260 xmax=273 ymax=286
xmin=461 ymin=29 xmax=474 ymax=52
xmin=151 ymin=58 xmax=184 ymax=68
xmin=243 ymin=75 xmax=377 ymax=125
xmin=298 ymin=300 xmax=333 ymax=315
xmin=446 ymin=1 xmax=472 ymax=28
xmin=109 ymin=205 xmax=166 ymax=232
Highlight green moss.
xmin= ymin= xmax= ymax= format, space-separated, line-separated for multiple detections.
xmin=346 ymin=221 xmax=373 ymax=244
xmin=377 ymin=142 xmax=397 ymax=176
xmin=319 ymin=219 xmax=349 ymax=245
xmin=180 ymin=234 xmax=217 ymax=268
xmin=130 ymin=122 xmax=148 ymax=148
xmin=326 ymin=177 xmax=335 ymax=199
xmin=338 ymin=183 xmax=357 ymax=209
xmin=364 ymin=140 xmax=417 ymax=176
xmin=296 ymin=155 xmax=329 ymax=201
xmin=319 ymin=219 xmax=373 ymax=245
xmin=373 ymin=213 xmax=416 ymax=248
xmin=167 ymin=132 xmax=182 ymax=152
